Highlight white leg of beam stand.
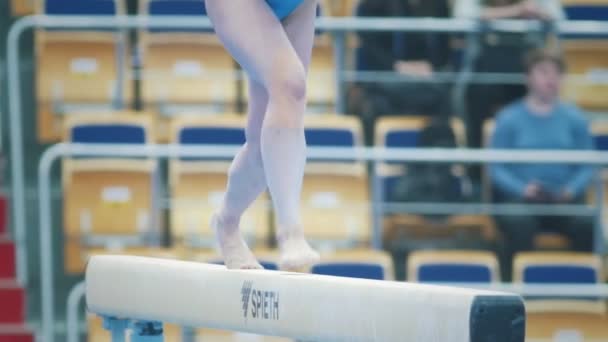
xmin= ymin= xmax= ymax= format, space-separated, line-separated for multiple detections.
xmin=102 ymin=316 xmax=129 ymax=342
xmin=132 ymin=321 xmax=164 ymax=342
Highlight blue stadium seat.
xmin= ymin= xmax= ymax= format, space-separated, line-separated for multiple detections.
xmin=305 ymin=128 xmax=356 ymax=148
xmin=45 ymin=0 xmax=117 ymax=15
xmin=522 ymin=265 xmax=597 ymax=284
xmin=514 ymin=252 xmax=602 ymax=284
xmin=417 ymin=264 xmax=492 ymax=283
xmin=564 ymin=4 xmax=608 ymax=21
xmin=514 ymin=252 xmax=606 ymax=313
xmin=305 ymin=115 xmax=361 ymax=162
xmin=65 ymin=114 xmax=153 ymax=148
xmin=592 ymin=122 xmax=608 ymax=151
xmin=312 ymin=250 xmax=394 ymax=280
xmin=179 ymin=126 xmax=244 ymax=145
xmin=71 ymin=125 xmax=146 ymax=145
xmin=408 ymin=250 xmax=499 ymax=283
xmin=312 ymin=263 xmax=385 ymax=280
xmin=147 ymin=0 xmax=208 ymax=33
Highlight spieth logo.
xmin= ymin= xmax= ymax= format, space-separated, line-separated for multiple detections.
xmin=241 ymin=281 xmax=280 ymax=320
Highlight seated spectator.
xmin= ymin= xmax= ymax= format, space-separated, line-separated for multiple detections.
xmin=453 ymin=0 xmax=564 ymax=180
xmin=490 ymin=50 xmax=595 ymax=278
xmin=349 ymin=0 xmax=452 ymax=145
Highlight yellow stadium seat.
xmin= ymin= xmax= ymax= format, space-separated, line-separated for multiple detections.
xmin=10 ymin=0 xmax=35 ymax=16
xmin=527 ymin=312 xmax=608 ymax=342
xmin=36 ymin=1 xmax=132 ymax=142
xmin=320 ymin=0 xmax=359 ymax=16
xmin=62 ymin=114 xmax=160 ymax=273
xmin=312 ymin=249 xmax=395 ymax=280
xmin=301 ymin=114 xmax=371 ymax=245
xmin=308 ymin=34 xmax=337 ymax=110
xmin=139 ymin=0 xmax=239 ymax=141
xmin=514 ymin=252 xmax=606 ymax=314
xmin=562 ymin=41 xmax=608 ymax=111
xmin=407 ymin=250 xmax=500 ymax=282
xmin=169 ymin=114 xmax=270 ymax=248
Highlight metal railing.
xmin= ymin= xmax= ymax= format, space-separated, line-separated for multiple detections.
xmin=7 ymin=15 xmax=608 ymax=286
xmin=37 ymin=142 xmax=608 ymax=342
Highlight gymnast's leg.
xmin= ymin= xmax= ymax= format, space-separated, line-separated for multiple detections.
xmin=275 ymin=0 xmax=320 ymax=270
xmin=211 ymin=80 xmax=268 ymax=269
xmin=205 ymin=0 xmax=319 ymax=270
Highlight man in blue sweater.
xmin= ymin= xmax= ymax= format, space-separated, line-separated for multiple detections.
xmin=490 ymin=50 xmax=595 ymax=276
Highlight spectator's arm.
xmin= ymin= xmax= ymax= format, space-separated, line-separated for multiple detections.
xmin=565 ymin=116 xmax=596 ymax=197
xmin=480 ymin=3 xmax=526 ymax=19
xmin=489 ymin=115 xmax=528 ymax=198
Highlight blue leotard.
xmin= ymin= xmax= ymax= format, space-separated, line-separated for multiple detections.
xmin=266 ymin=0 xmax=305 ymax=19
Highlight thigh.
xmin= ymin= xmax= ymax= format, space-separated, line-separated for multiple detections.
xmin=281 ymin=0 xmax=318 ymax=72
xmin=204 ymin=0 xmax=302 ymax=85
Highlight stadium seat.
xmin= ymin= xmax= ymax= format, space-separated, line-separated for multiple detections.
xmin=140 ymin=0 xmax=238 ymax=141
xmin=320 ymin=0 xmax=359 ymax=16
xmin=374 ymin=116 xmax=466 ymax=199
xmin=375 ymin=117 xmax=495 ymax=246
xmin=311 ymin=249 xmax=394 ymax=280
xmin=407 ymin=250 xmax=500 ymax=283
xmin=513 ymin=252 xmax=606 ymax=313
xmin=10 ymin=0 xmax=35 ymax=16
xmin=169 ymin=114 xmax=270 ymax=248
xmin=301 ymin=114 xmax=371 ymax=246
xmin=561 ymin=0 xmax=608 ymax=110
xmin=62 ymin=114 xmax=160 ymax=273
xmin=526 ymin=312 xmax=608 ymax=342
xmin=36 ymin=0 xmax=132 ymax=142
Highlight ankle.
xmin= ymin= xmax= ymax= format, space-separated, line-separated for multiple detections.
xmin=215 ymin=210 xmax=241 ymax=234
xmin=276 ymin=224 xmax=305 ymax=244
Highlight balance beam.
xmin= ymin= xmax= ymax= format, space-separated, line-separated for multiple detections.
xmin=86 ymin=255 xmax=525 ymax=342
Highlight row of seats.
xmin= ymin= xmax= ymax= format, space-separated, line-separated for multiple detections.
xmin=33 ymin=0 xmax=347 ymax=141
xmin=84 ymin=249 xmax=607 ymax=341
xmin=62 ymin=113 xmax=608 ymax=272
xmin=31 ymin=0 xmax=608 ymax=142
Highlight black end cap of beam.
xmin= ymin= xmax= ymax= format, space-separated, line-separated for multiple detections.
xmin=470 ymin=295 xmax=526 ymax=342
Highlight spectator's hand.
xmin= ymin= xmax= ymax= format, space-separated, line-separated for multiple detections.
xmin=394 ymin=60 xmax=433 ymax=78
xmin=517 ymin=0 xmax=551 ymax=19
xmin=523 ymin=182 xmax=542 ymax=200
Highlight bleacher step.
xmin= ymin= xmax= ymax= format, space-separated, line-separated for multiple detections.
xmin=0 ymin=281 xmax=25 ymax=324
xmin=0 ymin=239 xmax=15 ymax=279
xmin=0 ymin=324 xmax=35 ymax=342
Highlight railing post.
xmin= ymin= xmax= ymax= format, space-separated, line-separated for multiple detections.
xmin=333 ymin=31 xmax=347 ymax=114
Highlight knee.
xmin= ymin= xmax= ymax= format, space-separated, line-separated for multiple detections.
xmin=267 ymin=60 xmax=307 ymax=105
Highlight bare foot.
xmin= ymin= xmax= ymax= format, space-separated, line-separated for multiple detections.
xmin=277 ymin=227 xmax=320 ymax=271
xmin=211 ymin=213 xmax=263 ymax=270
